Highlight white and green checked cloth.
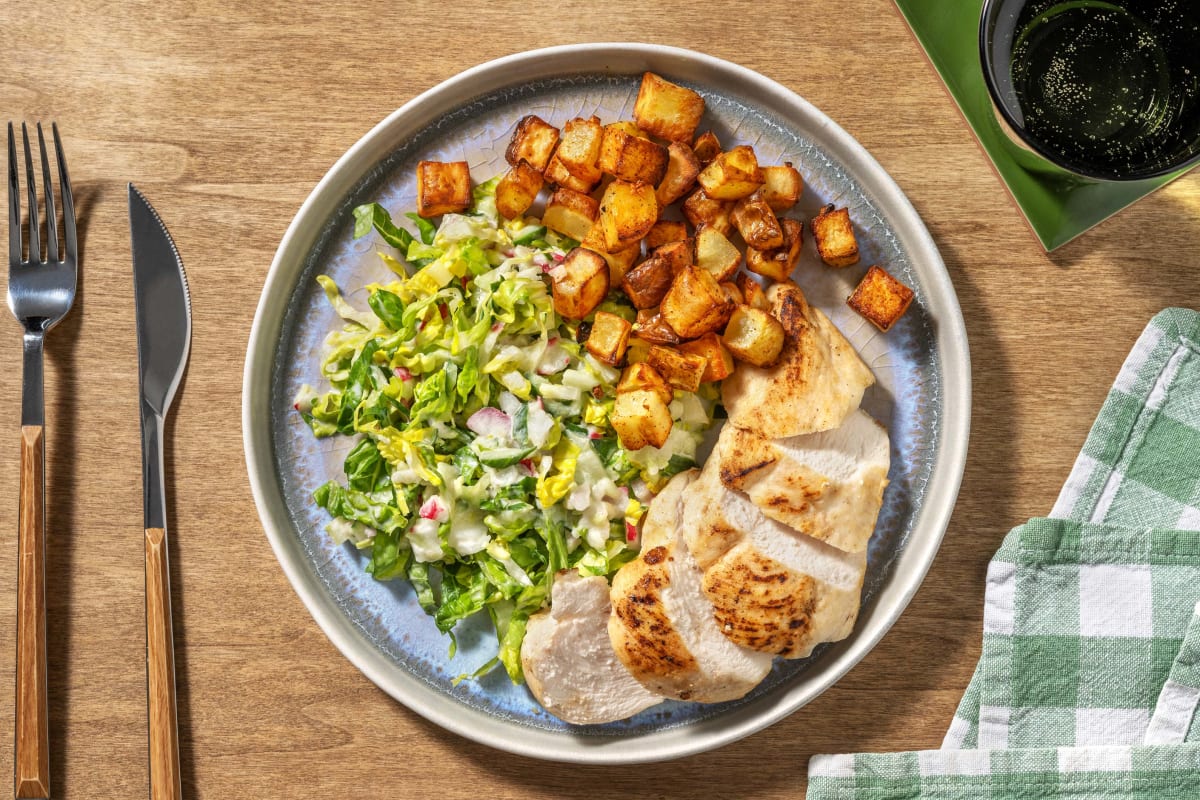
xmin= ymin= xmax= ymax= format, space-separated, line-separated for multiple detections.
xmin=809 ymin=308 xmax=1200 ymax=798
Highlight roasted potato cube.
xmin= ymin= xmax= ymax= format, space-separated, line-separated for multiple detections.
xmin=599 ymin=180 xmax=658 ymax=250
xmin=723 ymin=305 xmax=785 ymax=367
xmin=544 ymin=154 xmax=597 ymax=193
xmin=634 ymin=308 xmax=682 ymax=345
xmin=543 ymin=187 xmax=599 ymax=242
xmin=553 ymin=116 xmax=604 ymax=186
xmin=847 ymin=265 xmax=915 ymax=332
xmin=621 ymin=253 xmax=675 ymax=309
xmin=695 ymin=224 xmax=741 ymax=282
xmin=746 ymin=218 xmax=802 ymax=281
xmin=633 ymin=72 xmax=706 ymax=143
xmin=581 ymin=222 xmax=641 ymax=283
xmin=736 ymin=272 xmax=770 ymax=310
xmin=692 ymin=130 xmax=721 ymax=164
xmin=416 ymin=160 xmax=472 ymax=218
xmin=618 ymin=362 xmax=673 ymax=405
xmin=731 ymin=192 xmax=784 ymax=250
xmin=720 ymin=281 xmax=743 ymax=306
xmin=611 ymin=389 xmax=673 ymax=450
xmin=505 ymin=115 xmax=560 ymax=173
xmin=655 ymin=141 xmax=701 ymax=206
xmin=682 ymin=188 xmax=732 ymax=236
xmin=550 ymin=248 xmax=609 ymax=320
xmin=654 ymin=238 xmax=693 ymax=275
xmin=586 ymin=311 xmax=634 ymax=365
xmin=660 ymin=266 xmax=734 ymax=339
xmin=696 ymin=145 xmax=764 ymax=201
xmin=645 ymin=220 xmax=688 ymax=249
xmin=761 ymin=164 xmax=803 ymax=211
xmin=811 ymin=204 xmax=860 ymax=268
xmin=598 ymin=124 xmax=669 ymax=185
xmin=677 ymin=333 xmax=735 ymax=382
xmin=646 ymin=345 xmax=707 ymax=393
xmin=495 ymin=160 xmax=543 ymax=220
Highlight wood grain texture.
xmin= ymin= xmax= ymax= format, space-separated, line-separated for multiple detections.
xmin=145 ymin=528 xmax=181 ymax=800
xmin=15 ymin=425 xmax=48 ymax=800
xmin=0 ymin=1 xmax=1199 ymax=798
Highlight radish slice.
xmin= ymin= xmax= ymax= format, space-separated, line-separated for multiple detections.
xmin=419 ymin=495 xmax=449 ymax=523
xmin=466 ymin=407 xmax=512 ymax=439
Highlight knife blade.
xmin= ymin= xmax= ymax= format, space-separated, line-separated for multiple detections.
xmin=130 ymin=184 xmax=190 ymax=800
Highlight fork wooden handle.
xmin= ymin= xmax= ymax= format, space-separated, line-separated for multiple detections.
xmin=145 ymin=527 xmax=182 ymax=800
xmin=15 ymin=425 xmax=49 ymax=800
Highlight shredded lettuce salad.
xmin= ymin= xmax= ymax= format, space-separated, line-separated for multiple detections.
xmin=295 ymin=177 xmax=719 ymax=683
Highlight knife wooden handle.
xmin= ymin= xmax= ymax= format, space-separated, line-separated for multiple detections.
xmin=15 ymin=425 xmax=49 ymax=800
xmin=145 ymin=527 xmax=181 ymax=800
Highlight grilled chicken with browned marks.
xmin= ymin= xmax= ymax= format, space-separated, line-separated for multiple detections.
xmin=721 ymin=281 xmax=875 ymax=437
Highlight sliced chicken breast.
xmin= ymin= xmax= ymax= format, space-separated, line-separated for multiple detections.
xmin=609 ymin=470 xmax=773 ymax=702
xmin=721 ymin=281 xmax=875 ymax=437
xmin=681 ymin=465 xmax=866 ymax=659
xmin=717 ymin=408 xmax=890 ymax=553
xmin=521 ymin=570 xmax=662 ymax=724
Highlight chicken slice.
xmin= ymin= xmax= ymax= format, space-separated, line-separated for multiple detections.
xmin=609 ymin=470 xmax=773 ymax=702
xmin=521 ymin=570 xmax=663 ymax=724
xmin=681 ymin=464 xmax=866 ymax=659
xmin=721 ymin=281 xmax=875 ymax=438
xmin=717 ymin=408 xmax=890 ymax=553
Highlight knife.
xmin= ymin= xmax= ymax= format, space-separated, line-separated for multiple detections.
xmin=130 ymin=184 xmax=190 ymax=800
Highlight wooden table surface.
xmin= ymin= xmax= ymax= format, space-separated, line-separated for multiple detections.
xmin=2 ymin=1 xmax=1199 ymax=797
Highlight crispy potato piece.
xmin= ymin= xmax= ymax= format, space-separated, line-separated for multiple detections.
xmin=612 ymin=389 xmax=673 ymax=450
xmin=618 ymin=362 xmax=673 ymax=405
xmin=581 ymin=222 xmax=641 ymax=283
xmin=416 ymin=160 xmax=472 ymax=217
xmin=761 ymin=164 xmax=803 ymax=211
xmin=660 ymin=265 xmax=734 ymax=339
xmin=692 ymin=130 xmax=721 ymax=165
xmin=553 ymin=116 xmax=604 ymax=186
xmin=654 ymin=238 xmax=693 ymax=275
xmin=656 ymin=142 xmax=701 ymax=207
xmin=736 ymin=272 xmax=770 ymax=310
xmin=695 ymin=224 xmax=741 ymax=282
xmin=634 ymin=308 xmax=682 ymax=345
xmin=550 ymin=248 xmax=609 ymax=320
xmin=505 ymin=115 xmax=560 ymax=173
xmin=634 ymin=72 xmax=706 ymax=143
xmin=722 ymin=305 xmax=785 ymax=367
xmin=645 ymin=220 xmax=688 ymax=249
xmin=646 ymin=345 xmax=708 ymax=393
xmin=811 ymin=204 xmax=860 ymax=268
xmin=682 ymin=188 xmax=732 ymax=236
xmin=696 ymin=145 xmax=764 ymax=201
xmin=586 ymin=311 xmax=634 ymax=365
xmin=622 ymin=253 xmax=675 ymax=309
xmin=599 ymin=180 xmax=658 ymax=251
xmin=746 ymin=218 xmax=802 ymax=281
xmin=847 ymin=265 xmax=915 ymax=332
xmin=677 ymin=332 xmax=735 ymax=382
xmin=719 ymin=281 xmax=743 ymax=306
xmin=731 ymin=192 xmax=784 ymax=250
xmin=495 ymin=160 xmax=544 ymax=220
xmin=543 ymin=187 xmax=599 ymax=242
xmin=544 ymin=154 xmax=597 ymax=193
xmin=598 ymin=125 xmax=669 ymax=184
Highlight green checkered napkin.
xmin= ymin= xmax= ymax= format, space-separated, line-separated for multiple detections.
xmin=808 ymin=309 xmax=1200 ymax=798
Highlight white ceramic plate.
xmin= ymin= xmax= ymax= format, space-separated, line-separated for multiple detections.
xmin=243 ymin=43 xmax=970 ymax=764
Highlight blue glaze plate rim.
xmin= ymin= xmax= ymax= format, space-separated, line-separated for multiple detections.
xmin=243 ymin=43 xmax=971 ymax=764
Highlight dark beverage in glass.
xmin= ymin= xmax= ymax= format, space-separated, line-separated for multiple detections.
xmin=981 ymin=0 xmax=1200 ymax=180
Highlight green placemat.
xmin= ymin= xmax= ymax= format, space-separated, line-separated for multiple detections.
xmin=893 ymin=0 xmax=1194 ymax=251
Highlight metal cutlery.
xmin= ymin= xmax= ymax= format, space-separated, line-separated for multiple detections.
xmin=7 ymin=122 xmax=77 ymax=800
xmin=130 ymin=183 xmax=190 ymax=800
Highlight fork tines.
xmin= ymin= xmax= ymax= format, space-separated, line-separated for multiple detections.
xmin=7 ymin=122 xmax=76 ymax=267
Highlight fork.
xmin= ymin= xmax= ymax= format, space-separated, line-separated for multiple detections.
xmin=7 ymin=122 xmax=76 ymax=800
